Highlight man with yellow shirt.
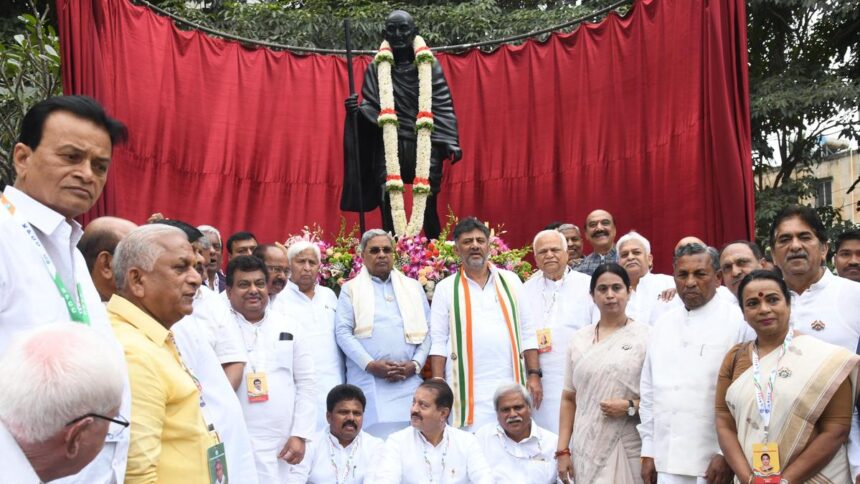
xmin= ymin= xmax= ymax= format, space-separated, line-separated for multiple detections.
xmin=108 ymin=224 xmax=221 ymax=483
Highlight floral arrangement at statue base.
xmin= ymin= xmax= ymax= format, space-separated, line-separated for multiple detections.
xmin=283 ymin=211 xmax=534 ymax=299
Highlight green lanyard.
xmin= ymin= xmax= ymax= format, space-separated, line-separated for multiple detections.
xmin=1 ymin=193 xmax=90 ymax=325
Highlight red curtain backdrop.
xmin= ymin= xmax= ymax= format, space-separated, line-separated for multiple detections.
xmin=56 ymin=0 xmax=752 ymax=272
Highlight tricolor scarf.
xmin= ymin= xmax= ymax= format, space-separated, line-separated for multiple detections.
xmin=449 ymin=267 xmax=525 ymax=428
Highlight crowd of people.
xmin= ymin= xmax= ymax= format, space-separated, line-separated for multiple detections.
xmin=3 ymin=96 xmax=860 ymax=484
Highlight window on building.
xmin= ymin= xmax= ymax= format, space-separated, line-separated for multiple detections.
xmin=815 ymin=178 xmax=833 ymax=208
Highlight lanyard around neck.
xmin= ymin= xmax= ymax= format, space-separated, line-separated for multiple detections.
xmin=751 ymin=328 xmax=794 ymax=440
xmin=0 ymin=194 xmax=89 ymax=325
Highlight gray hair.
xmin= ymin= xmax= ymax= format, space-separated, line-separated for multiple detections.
xmin=493 ymin=383 xmax=533 ymax=411
xmin=557 ymin=223 xmax=581 ymax=233
xmin=287 ymin=240 xmax=321 ymax=263
xmin=617 ymin=230 xmax=652 ymax=255
xmin=196 ymin=225 xmax=221 ymax=244
xmin=197 ymin=234 xmax=212 ymax=250
xmin=113 ymin=225 xmax=185 ymax=290
xmin=532 ymin=229 xmax=567 ymax=253
xmin=0 ymin=323 xmax=124 ymax=444
xmin=358 ymin=229 xmax=394 ymax=253
xmin=673 ymin=243 xmax=720 ymax=273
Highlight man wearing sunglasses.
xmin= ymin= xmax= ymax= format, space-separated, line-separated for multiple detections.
xmin=0 ymin=323 xmax=126 ymax=483
xmin=336 ymin=228 xmax=431 ymax=439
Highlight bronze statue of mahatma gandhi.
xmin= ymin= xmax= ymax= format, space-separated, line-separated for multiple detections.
xmin=341 ymin=10 xmax=461 ymax=239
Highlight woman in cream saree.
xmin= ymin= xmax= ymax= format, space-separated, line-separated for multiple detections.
xmin=557 ymin=263 xmax=649 ymax=484
xmin=716 ymin=270 xmax=860 ymax=484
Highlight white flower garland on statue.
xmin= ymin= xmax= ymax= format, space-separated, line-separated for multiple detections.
xmin=375 ymin=35 xmax=435 ymax=237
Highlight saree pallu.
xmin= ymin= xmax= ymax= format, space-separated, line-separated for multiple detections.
xmin=568 ymin=321 xmax=650 ymax=484
xmin=725 ymin=334 xmax=860 ymax=484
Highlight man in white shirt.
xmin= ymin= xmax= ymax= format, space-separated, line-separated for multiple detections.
xmin=475 ymin=383 xmax=558 ymax=483
xmin=374 ymin=380 xmax=492 ymax=484
xmin=717 ymin=240 xmax=765 ymax=306
xmin=156 ymin=220 xmax=259 ymax=484
xmin=254 ymin=243 xmax=289 ymax=300
xmin=277 ymin=240 xmax=345 ymax=430
xmin=0 ymin=95 xmax=130 ymax=484
xmin=430 ymin=217 xmax=541 ymax=431
xmin=616 ymin=231 xmax=675 ymax=325
xmin=336 ymin=229 xmax=431 ymax=438
xmin=639 ymin=243 xmax=751 ymax=484
xmin=286 ymin=384 xmax=384 ymax=483
xmin=769 ymin=206 xmax=860 ymax=483
xmin=0 ymin=323 xmax=126 ymax=484
xmin=78 ymin=216 xmax=138 ymax=302
xmin=226 ymin=255 xmax=317 ymax=482
xmin=519 ymin=229 xmax=593 ymax=432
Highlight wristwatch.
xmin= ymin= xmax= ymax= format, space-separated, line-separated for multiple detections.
xmin=411 ymin=360 xmax=421 ymax=375
xmin=627 ymin=400 xmax=637 ymax=416
xmin=527 ymin=368 xmax=543 ymax=378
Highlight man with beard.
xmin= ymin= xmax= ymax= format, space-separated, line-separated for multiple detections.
xmin=253 ymin=244 xmax=289 ymax=301
xmin=718 ymin=240 xmax=765 ymax=305
xmin=226 ymin=255 xmax=316 ymax=482
xmin=374 ymin=380 xmax=491 ymax=483
xmin=198 ymin=225 xmax=226 ymax=292
xmin=278 ymin=240 xmax=344 ymax=430
xmin=476 ymin=383 xmax=558 ymax=483
xmin=430 ymin=217 xmax=541 ymax=431
xmin=576 ymin=209 xmax=618 ymax=276
xmin=833 ymin=229 xmax=860 ymax=283
xmin=285 ymin=384 xmax=383 ymax=483
xmin=638 ymin=243 xmax=753 ymax=484
xmin=519 ymin=230 xmax=593 ymax=433
xmin=342 ymin=10 xmax=461 ymax=239
xmin=616 ymin=231 xmax=675 ymax=325
xmin=336 ymin=229 xmax=430 ymax=438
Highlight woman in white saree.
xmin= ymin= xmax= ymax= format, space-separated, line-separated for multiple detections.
xmin=715 ymin=270 xmax=859 ymax=484
xmin=557 ymin=263 xmax=650 ymax=484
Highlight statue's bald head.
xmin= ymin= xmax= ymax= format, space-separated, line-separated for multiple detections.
xmin=386 ymin=10 xmax=414 ymax=27
xmin=383 ymin=10 xmax=417 ymax=50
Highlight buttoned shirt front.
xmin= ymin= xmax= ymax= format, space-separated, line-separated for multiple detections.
xmin=0 ymin=186 xmax=129 ymax=484
xmin=108 ymin=295 xmax=215 ymax=484
xmin=285 ymin=428 xmax=384 ymax=483
xmin=789 ymin=269 xmax=860 ymax=351
xmin=574 ymin=246 xmax=618 ymax=276
xmin=373 ymin=425 xmax=493 ymax=484
xmin=519 ymin=268 xmax=594 ymax=432
xmin=475 ymin=421 xmax=558 ymax=483
xmin=430 ymin=266 xmax=529 ymax=430
xmin=335 ymin=273 xmax=430 ymax=428
xmin=0 ymin=420 xmax=40 ymax=484
xmin=273 ymin=281 xmax=345 ymax=430
xmin=638 ymin=296 xmax=754 ymax=477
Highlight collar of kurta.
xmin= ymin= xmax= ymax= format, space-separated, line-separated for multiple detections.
xmin=107 ymin=294 xmax=170 ymax=347
xmin=495 ymin=420 xmax=540 ymax=444
xmin=286 ymin=280 xmax=318 ymax=299
xmin=685 ymin=293 xmax=723 ymax=317
xmin=327 ymin=427 xmax=362 ymax=451
xmin=794 ymin=268 xmax=833 ymax=296
xmin=3 ymin=186 xmax=82 ymax=243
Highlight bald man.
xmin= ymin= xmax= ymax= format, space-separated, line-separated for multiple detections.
xmin=78 ymin=216 xmax=138 ymax=302
xmin=576 ymin=209 xmax=618 ymax=275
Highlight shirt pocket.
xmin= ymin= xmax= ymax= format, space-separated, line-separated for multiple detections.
xmin=273 ymin=339 xmax=295 ymax=370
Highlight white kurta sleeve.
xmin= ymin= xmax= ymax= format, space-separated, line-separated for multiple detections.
xmin=637 ymin=341 xmax=655 ymax=458
xmin=372 ymin=433 xmax=405 ymax=484
xmin=848 ymin=409 xmax=860 ymax=481
xmin=208 ymin=302 xmax=248 ymax=364
xmin=429 ymin=278 xmax=453 ymax=357
xmin=284 ymin=436 xmax=316 ymax=483
xmin=289 ymin=328 xmax=317 ymax=441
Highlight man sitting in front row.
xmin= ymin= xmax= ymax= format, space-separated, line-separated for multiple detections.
xmin=374 ymin=380 xmax=492 ymax=483
xmin=285 ymin=384 xmax=384 ymax=483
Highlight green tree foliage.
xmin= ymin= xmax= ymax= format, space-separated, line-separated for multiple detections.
xmin=748 ymin=0 xmax=860 ymax=248
xmin=0 ymin=1 xmax=61 ymax=187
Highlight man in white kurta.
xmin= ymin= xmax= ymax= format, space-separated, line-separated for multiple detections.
xmin=519 ymin=230 xmax=594 ymax=433
xmin=374 ymin=380 xmax=493 ymax=484
xmin=616 ymin=231 xmax=676 ymax=325
xmin=430 ymin=218 xmax=539 ymax=431
xmin=226 ymin=255 xmax=316 ymax=482
xmin=285 ymin=384 xmax=383 ymax=483
xmin=475 ymin=383 xmax=558 ymax=483
xmin=0 ymin=97 xmax=131 ymax=484
xmin=638 ymin=244 xmax=753 ymax=484
xmin=769 ymin=206 xmax=860 ymax=482
xmin=275 ymin=241 xmax=345 ymax=430
xmin=335 ymin=230 xmax=431 ymax=438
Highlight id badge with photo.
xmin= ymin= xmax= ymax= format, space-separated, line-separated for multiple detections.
xmin=752 ymin=442 xmax=781 ymax=484
xmin=246 ymin=372 xmax=269 ymax=403
xmin=207 ymin=442 xmax=228 ymax=484
xmin=537 ymin=328 xmax=552 ymax=353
